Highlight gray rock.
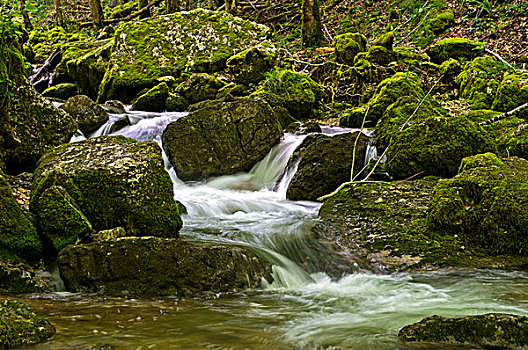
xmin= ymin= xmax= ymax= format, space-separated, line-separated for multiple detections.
xmin=61 ymin=95 xmax=109 ymax=135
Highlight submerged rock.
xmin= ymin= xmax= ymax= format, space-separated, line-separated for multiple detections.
xmin=286 ymin=132 xmax=369 ymax=201
xmin=31 ymin=136 xmax=182 ymax=239
xmin=61 ymin=95 xmax=109 ymax=136
xmin=98 ymin=9 xmax=270 ymax=102
xmin=162 ymin=97 xmax=282 ymax=181
xmin=0 ymin=299 xmax=55 ymax=347
xmin=58 ymin=237 xmax=272 ymax=296
xmin=4 ymin=78 xmax=77 ymax=173
xmin=399 ymin=313 xmax=528 ymax=349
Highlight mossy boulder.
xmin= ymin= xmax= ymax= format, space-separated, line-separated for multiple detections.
xmin=35 ymin=185 xmax=94 ymax=253
xmin=61 ymin=95 xmax=109 ymax=136
xmin=226 ymin=44 xmax=277 ymax=85
xmin=363 ymin=45 xmax=398 ymax=65
xmin=31 ymin=136 xmax=182 ymax=238
xmin=286 ymin=132 xmax=369 ymax=201
xmin=98 ymin=9 xmax=270 ymax=103
xmin=252 ymin=69 xmax=324 ymax=119
xmin=132 ymin=82 xmax=169 ymax=112
xmin=458 ymin=151 xmax=503 ymax=172
xmin=4 ymin=78 xmax=78 ymax=173
xmin=162 ymin=97 xmax=282 ymax=181
xmin=109 ymin=0 xmax=137 ymax=19
xmin=334 ymin=32 xmax=368 ymax=65
xmin=58 ymin=236 xmax=272 ymax=296
xmin=425 ymin=38 xmax=485 ymax=64
xmin=428 ymin=10 xmax=455 ymax=35
xmin=165 ymin=92 xmax=190 ymax=112
xmin=427 ymin=156 xmax=528 ymax=256
xmin=0 ymin=170 xmax=42 ymax=263
xmin=399 ymin=313 xmax=528 ymax=349
xmin=340 ymin=72 xmax=424 ymax=128
xmin=491 ymin=72 xmax=528 ymax=117
xmin=387 ymin=116 xmax=497 ymax=178
xmin=372 ymin=31 xmax=395 ymax=50
xmin=175 ymin=73 xmax=226 ymax=104
xmin=492 ymin=118 xmax=528 ymax=159
xmin=455 ymin=56 xmax=504 ymax=110
xmin=42 ymin=83 xmax=78 ymax=100
xmin=0 ymin=299 xmax=55 ymax=347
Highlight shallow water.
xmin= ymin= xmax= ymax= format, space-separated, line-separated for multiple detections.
xmin=6 ymin=111 xmax=528 ymax=350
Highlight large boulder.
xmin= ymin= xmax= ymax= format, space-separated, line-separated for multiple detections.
xmin=226 ymin=44 xmax=277 ymax=85
xmin=98 ymin=9 xmax=270 ymax=102
xmin=0 ymin=299 xmax=55 ymax=348
xmin=58 ymin=237 xmax=272 ymax=296
xmin=175 ymin=73 xmax=226 ymax=104
xmin=132 ymin=82 xmax=170 ymax=112
xmin=427 ymin=155 xmax=528 ymax=256
xmin=31 ymin=136 xmax=182 ymax=239
xmin=286 ymin=132 xmax=369 ymax=201
xmin=61 ymin=95 xmax=109 ymax=136
xmin=42 ymin=83 xmax=78 ymax=100
xmin=399 ymin=313 xmax=528 ymax=349
xmin=491 ymin=72 xmax=528 ymax=117
xmin=425 ymin=38 xmax=485 ymax=64
xmin=162 ymin=98 xmax=282 ymax=181
xmin=386 ymin=116 xmax=497 ymax=178
xmin=333 ymin=32 xmax=368 ymax=65
xmin=0 ymin=169 xmax=42 ymax=263
xmin=4 ymin=78 xmax=78 ymax=173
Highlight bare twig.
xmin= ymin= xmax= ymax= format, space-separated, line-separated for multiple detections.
xmin=478 ymin=102 xmax=528 ymax=126
xmin=485 ymin=48 xmax=515 ymax=70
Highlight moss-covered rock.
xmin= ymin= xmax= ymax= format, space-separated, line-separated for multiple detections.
xmin=98 ymin=9 xmax=270 ymax=102
xmin=387 ymin=116 xmax=497 ymax=178
xmin=226 ymin=44 xmax=277 ymax=85
xmin=372 ymin=31 xmax=395 ymax=50
xmin=425 ymin=38 xmax=485 ymax=64
xmin=286 ymin=132 xmax=369 ymax=201
xmin=58 ymin=236 xmax=272 ymax=296
xmin=162 ymin=98 xmax=282 ymax=181
xmin=363 ymin=45 xmax=398 ymax=65
xmin=175 ymin=73 xmax=226 ymax=104
xmin=334 ymin=32 xmax=368 ymax=65
xmin=132 ymin=82 xmax=169 ymax=112
xmin=455 ymin=56 xmax=504 ymax=110
xmin=399 ymin=313 xmax=528 ymax=349
xmin=428 ymin=10 xmax=455 ymax=35
xmin=0 ymin=170 xmax=42 ymax=263
xmin=61 ymin=95 xmax=109 ymax=136
xmin=36 ymin=185 xmax=94 ymax=252
xmin=0 ymin=299 xmax=55 ymax=347
xmin=0 ymin=260 xmax=53 ymax=293
xmin=109 ymin=0 xmax=137 ymax=19
xmin=165 ymin=92 xmax=190 ymax=112
xmin=458 ymin=151 xmax=503 ymax=172
xmin=491 ymin=72 xmax=528 ymax=116
xmin=4 ymin=78 xmax=78 ymax=173
xmin=42 ymin=83 xmax=78 ymax=100
xmin=427 ymin=156 xmax=528 ymax=256
xmin=31 ymin=136 xmax=182 ymax=238
xmin=439 ymin=58 xmax=461 ymax=77
xmin=252 ymin=69 xmax=324 ymax=119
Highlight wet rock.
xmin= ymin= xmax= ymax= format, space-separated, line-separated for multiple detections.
xmin=285 ymin=121 xmax=322 ymax=135
xmin=286 ymin=132 xmax=369 ymax=201
xmin=31 ymin=136 xmax=182 ymax=238
xmin=334 ymin=32 xmax=368 ymax=65
xmin=42 ymin=83 xmax=78 ymax=100
xmin=0 ymin=169 xmax=42 ymax=263
xmin=386 ymin=116 xmax=497 ymax=179
xmin=92 ymin=227 xmax=126 ymax=242
xmin=399 ymin=313 xmax=528 ymax=349
xmin=226 ymin=44 xmax=277 ymax=85
xmin=425 ymin=38 xmax=485 ymax=64
xmin=252 ymin=69 xmax=324 ymax=119
xmin=58 ymin=237 xmax=273 ymax=296
xmin=98 ymin=9 xmax=270 ymax=102
xmin=427 ymin=156 xmax=528 ymax=256
xmin=4 ymin=78 xmax=77 ymax=173
xmin=132 ymin=82 xmax=169 ymax=112
xmin=0 ymin=260 xmax=53 ymax=293
xmin=162 ymin=97 xmax=282 ymax=181
xmin=0 ymin=299 xmax=55 ymax=347
xmin=61 ymin=95 xmax=109 ymax=136
xmin=165 ymin=92 xmax=190 ymax=112
xmin=175 ymin=73 xmax=226 ymax=104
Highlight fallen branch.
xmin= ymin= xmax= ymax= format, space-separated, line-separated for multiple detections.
xmin=478 ymin=102 xmax=528 ymax=126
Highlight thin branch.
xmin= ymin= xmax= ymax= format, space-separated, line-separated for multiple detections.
xmin=485 ymin=48 xmax=515 ymax=70
xmin=478 ymin=102 xmax=528 ymax=126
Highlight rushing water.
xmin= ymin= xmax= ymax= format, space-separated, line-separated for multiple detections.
xmin=6 ymin=110 xmax=528 ymax=349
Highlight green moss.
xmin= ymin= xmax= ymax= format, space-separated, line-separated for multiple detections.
xmin=386 ymin=116 xmax=497 ymax=178
xmin=252 ymin=69 xmax=324 ymax=119
xmin=491 ymin=72 xmax=528 ymax=116
xmin=133 ymin=82 xmax=169 ymax=111
xmin=428 ymin=10 xmax=455 ymax=35
xmin=455 ymin=56 xmax=505 ymax=110
xmin=109 ymin=0 xmax=137 ymax=19
xmin=333 ymin=32 xmax=368 ymax=65
xmin=425 ymin=38 xmax=485 ymax=64
xmin=439 ymin=58 xmax=461 ymax=77
xmin=175 ymin=73 xmax=225 ymax=104
xmin=458 ymin=152 xmax=503 ymax=172
xmin=42 ymin=83 xmax=78 ymax=100
xmin=372 ymin=31 xmax=395 ymax=50
xmin=226 ymin=44 xmax=277 ymax=84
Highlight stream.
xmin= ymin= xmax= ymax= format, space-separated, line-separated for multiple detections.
xmin=6 ymin=110 xmax=528 ymax=350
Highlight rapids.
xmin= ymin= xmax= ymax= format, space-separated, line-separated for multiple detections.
xmin=8 ymin=110 xmax=528 ymax=350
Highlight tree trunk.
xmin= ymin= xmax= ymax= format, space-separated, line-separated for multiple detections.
xmin=166 ymin=0 xmax=179 ymax=13
xmin=225 ymin=0 xmax=235 ymax=13
xmin=89 ymin=0 xmax=104 ymax=29
xmin=139 ymin=0 xmax=149 ymax=18
xmin=54 ymin=0 xmax=65 ymax=27
xmin=301 ymin=0 xmax=323 ymax=47
xmin=18 ymin=0 xmax=33 ymax=31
